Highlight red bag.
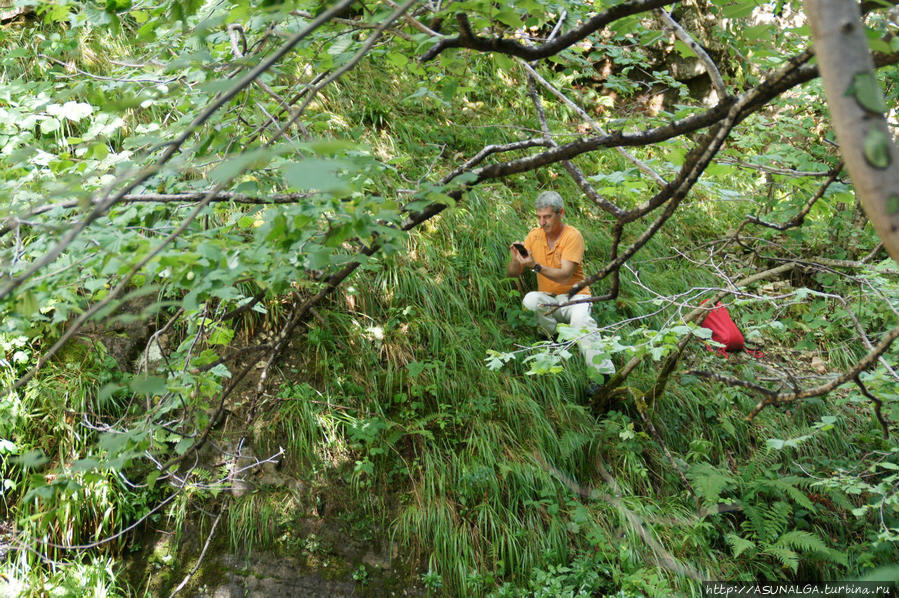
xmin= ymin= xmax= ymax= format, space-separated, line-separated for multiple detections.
xmin=699 ymin=301 xmax=746 ymax=356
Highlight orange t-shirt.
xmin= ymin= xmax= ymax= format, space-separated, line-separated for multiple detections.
xmin=523 ymin=225 xmax=591 ymax=296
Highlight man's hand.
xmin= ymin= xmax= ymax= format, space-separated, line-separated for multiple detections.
xmin=510 ymin=242 xmax=535 ymax=268
xmin=506 ymin=242 xmax=532 ymax=277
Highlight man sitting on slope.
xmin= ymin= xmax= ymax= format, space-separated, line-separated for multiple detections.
xmin=506 ymin=190 xmax=615 ymax=386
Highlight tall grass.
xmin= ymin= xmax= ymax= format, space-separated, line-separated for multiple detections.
xmin=268 ymin=146 xmax=894 ymax=593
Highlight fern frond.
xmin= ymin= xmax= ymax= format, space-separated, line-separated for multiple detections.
xmin=725 ymin=532 xmax=756 ymax=558
xmin=742 ymin=505 xmax=766 ymax=541
xmin=764 ymin=545 xmax=799 ymax=574
xmin=777 ymin=530 xmax=828 ymax=553
xmin=768 ymin=478 xmax=815 ymax=511
xmin=687 ymin=462 xmax=735 ymax=505
xmin=762 ymin=501 xmax=791 ymax=542
xmin=776 ymin=531 xmax=849 ymax=567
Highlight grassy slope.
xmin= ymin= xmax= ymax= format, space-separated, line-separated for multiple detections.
xmin=230 ymin=61 xmax=899 ymax=595
xmin=281 ymin=213 xmax=878 ymax=595
xmin=2 ymin=20 xmax=897 ymax=596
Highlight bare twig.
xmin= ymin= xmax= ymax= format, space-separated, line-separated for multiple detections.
xmin=854 ymin=376 xmax=891 ymax=439
xmin=168 ymin=509 xmax=224 ymax=598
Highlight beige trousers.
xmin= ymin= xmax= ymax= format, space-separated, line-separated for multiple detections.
xmin=522 ymin=291 xmax=615 ymax=375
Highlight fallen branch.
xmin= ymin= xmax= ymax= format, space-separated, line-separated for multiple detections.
xmin=597 ymin=262 xmax=796 ymax=399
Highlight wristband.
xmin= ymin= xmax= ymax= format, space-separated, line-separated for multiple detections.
xmin=532 ymin=263 xmax=542 ymax=273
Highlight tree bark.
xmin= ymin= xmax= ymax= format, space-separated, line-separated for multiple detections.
xmin=804 ymin=0 xmax=899 ymax=263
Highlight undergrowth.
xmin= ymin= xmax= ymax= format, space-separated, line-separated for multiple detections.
xmin=2 ymin=10 xmax=898 ymax=598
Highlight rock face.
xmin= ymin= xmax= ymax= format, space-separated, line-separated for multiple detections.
xmin=204 ymin=554 xmax=358 ymax=598
xmin=153 ymin=544 xmax=420 ymax=598
xmin=126 ymin=462 xmax=423 ymax=598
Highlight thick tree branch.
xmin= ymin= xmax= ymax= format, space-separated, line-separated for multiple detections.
xmin=441 ymin=139 xmax=551 ymax=184
xmin=420 ymin=0 xmax=678 ymax=62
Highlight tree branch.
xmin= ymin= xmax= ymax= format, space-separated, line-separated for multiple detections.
xmin=0 ymin=0 xmax=358 ymax=303
xmin=743 ymin=323 xmax=899 ymax=419
xmin=654 ymin=9 xmax=727 ymax=101
xmin=519 ymin=60 xmax=667 ymax=188
xmin=1 ymin=192 xmax=314 ymax=237
xmin=420 ymin=0 xmax=679 ymax=62
xmin=739 ymin=162 xmax=843 ymax=232
xmin=854 ymin=375 xmax=891 ymax=439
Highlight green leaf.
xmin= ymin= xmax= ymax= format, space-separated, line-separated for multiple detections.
xmin=721 ymin=0 xmax=756 ymax=19
xmin=846 ymin=71 xmax=887 ymax=113
xmin=14 ymin=450 xmax=48 ymax=470
xmin=327 ymin=34 xmax=354 ymax=57
xmin=17 ymin=291 xmax=38 ymax=318
xmin=70 ymin=458 xmax=101 ymax=472
xmin=90 ymin=143 xmax=109 ymax=160
xmin=386 ymin=51 xmax=408 ymax=67
xmin=40 ymin=117 xmax=61 ymax=135
xmin=208 ymin=363 xmax=232 ymax=378
xmin=130 ymin=375 xmax=167 ymax=396
xmin=209 ymin=148 xmax=274 ymax=185
xmin=83 ymin=3 xmax=113 ymax=25
xmin=208 ymin=326 xmax=234 ymax=346
xmin=305 ymin=245 xmax=331 ymax=270
xmin=495 ymin=9 xmax=523 ymax=29
xmin=106 ymin=0 xmax=132 ymax=13
xmin=673 ymin=40 xmax=697 ymax=59
xmin=98 ymin=383 xmax=122 ymax=404
xmin=725 ymin=533 xmax=755 ymax=558
xmin=283 ymin=159 xmax=350 ymax=193
xmin=863 ymin=127 xmax=892 ymax=169
xmin=175 ymin=437 xmax=193 ymax=455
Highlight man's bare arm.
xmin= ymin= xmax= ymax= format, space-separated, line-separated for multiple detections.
xmin=510 ymin=249 xmax=577 ymax=284
xmin=536 ymin=259 xmax=577 ymax=284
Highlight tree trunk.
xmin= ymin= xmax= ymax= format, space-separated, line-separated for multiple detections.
xmin=804 ymin=0 xmax=899 ymax=263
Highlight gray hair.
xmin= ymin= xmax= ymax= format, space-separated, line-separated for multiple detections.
xmin=535 ymin=191 xmax=564 ymax=213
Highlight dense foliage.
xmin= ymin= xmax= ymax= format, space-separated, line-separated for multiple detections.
xmin=1 ymin=0 xmax=899 ymax=595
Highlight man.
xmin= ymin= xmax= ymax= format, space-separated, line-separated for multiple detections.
xmin=507 ymin=190 xmax=615 ymax=380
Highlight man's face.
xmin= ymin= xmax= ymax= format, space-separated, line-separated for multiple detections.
xmin=536 ymin=207 xmax=563 ymax=235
